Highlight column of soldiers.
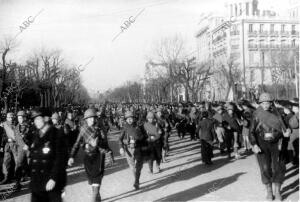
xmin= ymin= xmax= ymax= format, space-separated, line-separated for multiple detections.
xmin=0 ymin=93 xmax=298 ymax=201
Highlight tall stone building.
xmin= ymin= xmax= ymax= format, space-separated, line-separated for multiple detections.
xmin=196 ymin=0 xmax=299 ymax=101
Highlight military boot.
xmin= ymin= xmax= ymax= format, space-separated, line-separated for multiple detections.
xmin=265 ymin=183 xmax=273 ymax=201
xmin=274 ymin=183 xmax=282 ymax=201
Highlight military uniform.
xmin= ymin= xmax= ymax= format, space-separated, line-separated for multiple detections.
xmin=0 ymin=115 xmax=17 ymax=184
xmin=70 ymin=124 xmax=108 ymax=185
xmin=14 ymin=121 xmax=32 ymax=187
xmin=249 ymin=93 xmax=290 ymax=201
xmin=156 ymin=116 xmax=170 ymax=162
xmin=29 ymin=124 xmax=67 ymax=202
xmin=144 ymin=113 xmax=163 ymax=173
xmin=119 ymin=118 xmax=147 ymax=189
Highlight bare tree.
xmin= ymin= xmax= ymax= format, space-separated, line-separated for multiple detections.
xmin=218 ymin=55 xmax=242 ymax=100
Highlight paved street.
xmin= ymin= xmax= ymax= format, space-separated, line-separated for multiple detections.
xmin=1 ymin=129 xmax=299 ymax=202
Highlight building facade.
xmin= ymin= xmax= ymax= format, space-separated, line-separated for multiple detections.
xmin=196 ymin=0 xmax=299 ymax=101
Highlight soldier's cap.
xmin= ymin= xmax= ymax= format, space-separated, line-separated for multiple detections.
xmin=125 ymin=111 xmax=134 ymax=119
xmin=6 ymin=112 xmax=14 ymax=118
xmin=17 ymin=110 xmax=26 ymax=117
xmin=31 ymin=110 xmax=43 ymax=119
xmin=215 ymin=106 xmax=223 ymax=111
xmin=83 ymin=108 xmax=97 ymax=119
xmin=147 ymin=112 xmax=155 ymax=119
xmin=51 ymin=112 xmax=59 ymax=120
xmin=156 ymin=107 xmax=163 ymax=113
xmin=202 ymin=111 xmax=209 ymax=118
xmin=227 ymin=104 xmax=234 ymax=110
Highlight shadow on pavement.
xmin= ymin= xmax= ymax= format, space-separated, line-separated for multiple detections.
xmin=282 ymin=178 xmax=299 ymax=200
xmin=103 ymin=157 xmax=237 ymax=201
xmin=153 ymin=172 xmax=246 ymax=201
xmin=284 ymin=167 xmax=299 ymax=181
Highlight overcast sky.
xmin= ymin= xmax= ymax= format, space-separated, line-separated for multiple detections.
xmin=0 ymin=0 xmax=289 ymax=96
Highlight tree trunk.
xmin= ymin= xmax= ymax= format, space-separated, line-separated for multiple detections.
xmin=184 ymin=85 xmax=189 ymax=102
xmin=225 ymin=83 xmax=233 ymax=101
xmin=40 ymin=91 xmax=44 ymax=107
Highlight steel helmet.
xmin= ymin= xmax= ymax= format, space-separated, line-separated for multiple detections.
xmin=227 ymin=104 xmax=234 ymax=110
xmin=259 ymin=93 xmax=273 ymax=103
xmin=84 ymin=108 xmax=97 ymax=119
xmin=147 ymin=112 xmax=154 ymax=119
xmin=51 ymin=112 xmax=59 ymax=120
xmin=31 ymin=110 xmax=43 ymax=119
xmin=6 ymin=112 xmax=14 ymax=118
xmin=17 ymin=111 xmax=26 ymax=117
xmin=125 ymin=111 xmax=134 ymax=119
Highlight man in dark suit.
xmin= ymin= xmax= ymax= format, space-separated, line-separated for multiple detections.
xmin=29 ymin=110 xmax=67 ymax=202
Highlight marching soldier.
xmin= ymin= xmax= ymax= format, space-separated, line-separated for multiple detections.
xmin=0 ymin=112 xmax=17 ymax=185
xmin=29 ymin=110 xmax=67 ymax=202
xmin=144 ymin=112 xmax=163 ymax=174
xmin=68 ymin=108 xmax=111 ymax=202
xmin=196 ymin=111 xmax=215 ymax=165
xmin=249 ymin=93 xmax=291 ymax=201
xmin=13 ymin=110 xmax=32 ymax=190
xmin=64 ymin=110 xmax=79 ymax=152
xmin=119 ymin=111 xmax=147 ymax=190
xmin=156 ymin=108 xmax=170 ymax=162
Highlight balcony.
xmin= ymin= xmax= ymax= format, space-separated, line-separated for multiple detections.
xmin=258 ymin=31 xmax=269 ymax=36
xmin=258 ymin=44 xmax=269 ymax=49
xmin=280 ymin=31 xmax=290 ymax=36
xmin=230 ymin=30 xmax=240 ymax=36
xmin=212 ymin=32 xmax=227 ymax=44
xmin=280 ymin=44 xmax=299 ymax=49
xmin=269 ymin=44 xmax=280 ymax=49
xmin=269 ymin=31 xmax=279 ymax=37
xmin=248 ymin=31 xmax=257 ymax=36
xmin=248 ymin=44 xmax=258 ymax=49
xmin=231 ymin=44 xmax=239 ymax=49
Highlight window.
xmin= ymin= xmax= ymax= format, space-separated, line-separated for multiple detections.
xmin=260 ymin=24 xmax=264 ymax=32
xmin=292 ymin=25 xmax=296 ymax=34
xmin=281 ymin=24 xmax=285 ymax=32
xmin=270 ymin=24 xmax=274 ymax=32
xmin=292 ymin=39 xmax=296 ymax=47
xmin=249 ymin=52 xmax=254 ymax=64
xmin=270 ymin=40 xmax=275 ymax=48
xmin=246 ymin=3 xmax=249 ymax=16
xmin=239 ymin=3 xmax=242 ymax=15
xmin=249 ymin=24 xmax=253 ymax=32
xmin=259 ymin=39 xmax=264 ymax=47
xmin=281 ymin=39 xmax=286 ymax=47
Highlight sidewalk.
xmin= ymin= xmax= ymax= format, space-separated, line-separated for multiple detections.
xmin=2 ymin=130 xmax=299 ymax=202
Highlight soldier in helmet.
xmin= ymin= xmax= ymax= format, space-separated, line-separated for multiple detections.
xmin=0 ymin=112 xmax=17 ymax=185
xmin=68 ymin=108 xmax=111 ymax=202
xmin=155 ymin=107 xmax=170 ymax=162
xmin=223 ymin=104 xmax=242 ymax=160
xmin=13 ymin=110 xmax=33 ymax=190
xmin=143 ymin=112 xmax=163 ymax=173
xmin=64 ymin=110 xmax=79 ymax=152
xmin=119 ymin=110 xmax=147 ymax=190
xmin=249 ymin=93 xmax=291 ymax=201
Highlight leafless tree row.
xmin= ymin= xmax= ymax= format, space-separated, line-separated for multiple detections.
xmin=0 ymin=37 xmax=90 ymax=112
